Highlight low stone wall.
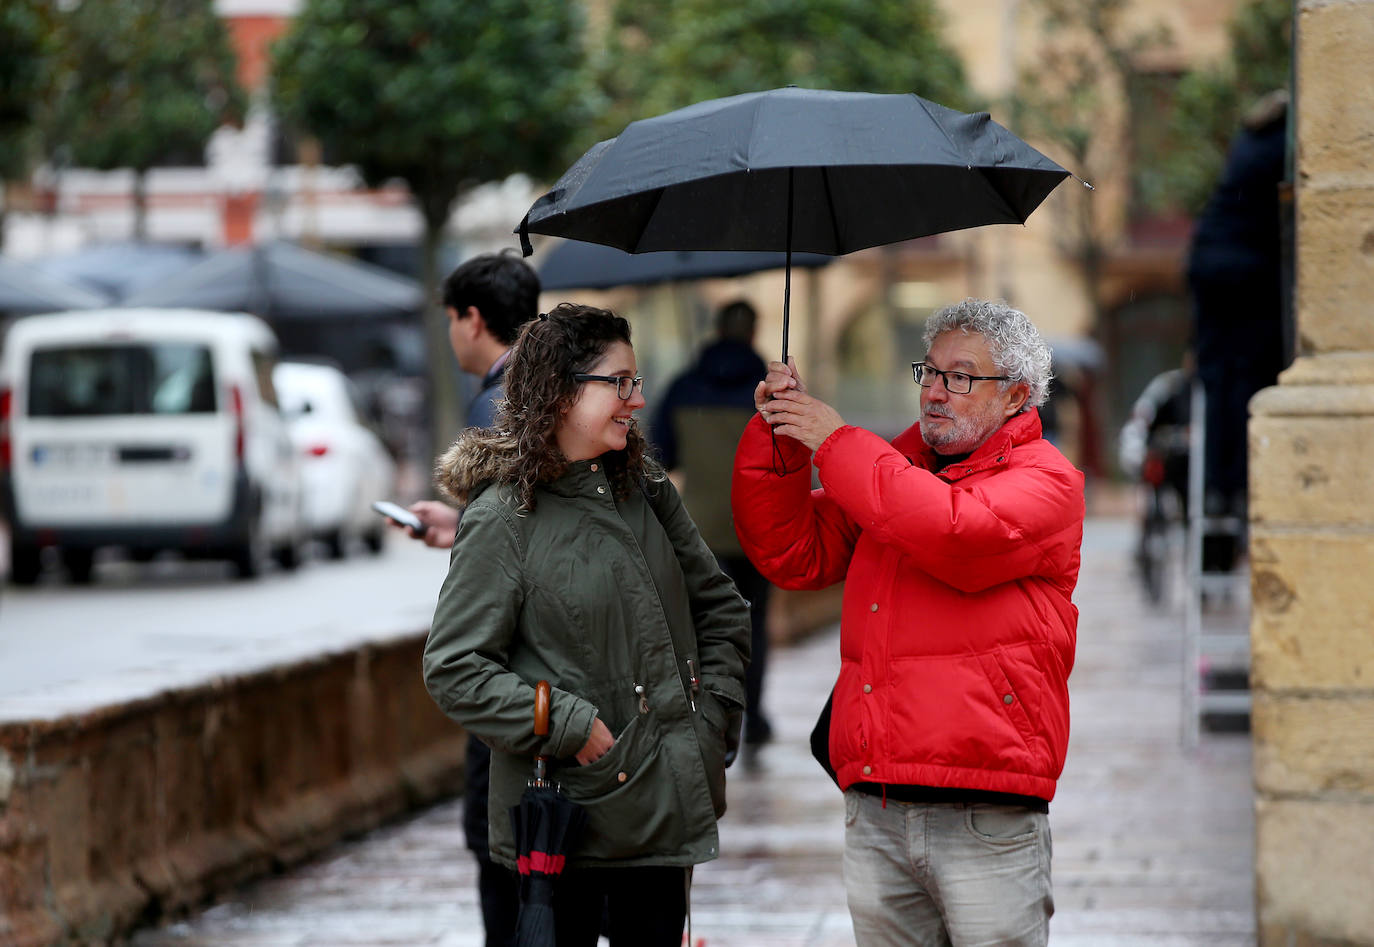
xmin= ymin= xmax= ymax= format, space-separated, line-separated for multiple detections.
xmin=0 ymin=633 xmax=466 ymax=947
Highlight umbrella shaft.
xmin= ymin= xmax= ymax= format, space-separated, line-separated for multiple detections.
xmin=782 ymin=168 xmax=794 ymax=364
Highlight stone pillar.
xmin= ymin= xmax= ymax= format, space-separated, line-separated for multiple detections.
xmin=1249 ymin=2 xmax=1374 ymax=943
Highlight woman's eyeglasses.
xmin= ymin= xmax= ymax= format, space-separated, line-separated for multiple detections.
xmin=573 ymin=374 xmax=645 ymax=400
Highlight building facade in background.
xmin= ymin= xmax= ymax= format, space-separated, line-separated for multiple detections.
xmin=3 ymin=0 xmax=1250 ymax=473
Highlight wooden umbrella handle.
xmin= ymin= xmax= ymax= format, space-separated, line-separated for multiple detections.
xmin=534 ymin=680 xmax=551 ymax=738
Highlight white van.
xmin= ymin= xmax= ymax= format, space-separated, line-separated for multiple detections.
xmin=0 ymin=308 xmax=305 ymax=583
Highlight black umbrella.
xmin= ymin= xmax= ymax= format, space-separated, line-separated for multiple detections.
xmin=0 ymin=256 xmax=111 ymax=315
xmin=31 ymin=241 xmax=202 ymax=302
xmin=539 ymin=241 xmax=832 ymax=291
xmin=510 ymin=680 xmax=586 ymax=947
xmin=518 ymin=86 xmax=1077 ymax=359
xmin=120 ymin=240 xmax=423 ymax=320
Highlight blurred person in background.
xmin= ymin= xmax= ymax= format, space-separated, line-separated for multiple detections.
xmin=392 ymin=249 xmax=539 ymax=947
xmin=652 ymin=299 xmax=775 ymax=747
xmin=1186 ymin=89 xmax=1289 ymax=571
xmin=423 ymin=304 xmax=750 ymax=946
xmin=732 ymin=298 xmax=1084 ymax=946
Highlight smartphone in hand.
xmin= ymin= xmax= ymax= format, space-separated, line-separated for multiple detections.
xmin=371 ymin=500 xmax=428 ymax=537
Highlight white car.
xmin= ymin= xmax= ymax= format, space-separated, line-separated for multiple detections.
xmin=0 ymin=308 xmax=306 ymax=583
xmin=273 ymin=360 xmax=395 ymax=558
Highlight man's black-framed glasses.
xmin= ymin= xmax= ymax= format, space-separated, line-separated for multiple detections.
xmin=912 ymin=362 xmax=1009 ymax=394
xmin=573 ymin=373 xmax=645 ymax=400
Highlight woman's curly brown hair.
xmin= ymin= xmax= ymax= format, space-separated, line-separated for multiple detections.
xmin=498 ymin=302 xmax=662 ymax=512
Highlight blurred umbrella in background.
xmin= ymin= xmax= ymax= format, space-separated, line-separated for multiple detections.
xmin=538 ymin=241 xmax=832 ymax=292
xmin=121 ymin=240 xmax=423 ymax=320
xmin=0 ymin=257 xmax=111 ymax=316
xmin=31 ymin=242 xmax=202 ymax=302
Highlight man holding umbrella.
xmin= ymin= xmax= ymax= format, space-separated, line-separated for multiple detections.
xmin=732 ymin=298 xmax=1084 ymax=946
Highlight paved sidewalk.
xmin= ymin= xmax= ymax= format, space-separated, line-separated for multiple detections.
xmin=131 ymin=517 xmax=1254 ymax=946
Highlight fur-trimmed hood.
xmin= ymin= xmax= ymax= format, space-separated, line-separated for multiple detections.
xmin=434 ymin=429 xmax=520 ymax=506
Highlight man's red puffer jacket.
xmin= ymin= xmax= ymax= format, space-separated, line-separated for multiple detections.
xmin=732 ymin=408 xmax=1084 ymax=801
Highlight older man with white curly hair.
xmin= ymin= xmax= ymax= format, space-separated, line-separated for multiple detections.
xmin=732 ymin=298 xmax=1085 ymax=947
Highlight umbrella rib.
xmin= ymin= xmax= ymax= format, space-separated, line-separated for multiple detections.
xmin=819 ymin=166 xmax=842 ymax=254
xmin=628 ymin=187 xmax=671 ymax=254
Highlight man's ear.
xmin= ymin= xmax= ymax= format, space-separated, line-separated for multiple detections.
xmin=1004 ymin=382 xmax=1031 ymax=417
xmin=465 ymin=306 xmax=489 ymax=337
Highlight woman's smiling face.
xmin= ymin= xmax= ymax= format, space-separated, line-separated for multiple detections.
xmin=556 ymin=341 xmax=645 ymax=462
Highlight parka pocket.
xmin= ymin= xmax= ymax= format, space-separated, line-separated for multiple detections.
xmin=551 ymin=715 xmax=679 ymax=860
xmin=695 ymin=691 xmax=731 ymax=817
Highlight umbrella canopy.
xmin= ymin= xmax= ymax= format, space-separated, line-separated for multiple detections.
xmin=510 ymin=680 xmax=586 ymax=947
xmin=519 ymin=86 xmax=1074 ymax=357
xmin=30 ymin=242 xmax=202 ymax=302
xmin=520 ymin=86 xmax=1071 ymax=256
xmin=121 ymin=240 xmax=424 ymax=319
xmin=539 ymin=241 xmax=832 ymax=291
xmin=0 ymin=257 xmax=112 ymax=315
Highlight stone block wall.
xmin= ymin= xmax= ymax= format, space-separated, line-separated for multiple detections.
xmin=1249 ymin=1 xmax=1374 ymax=942
xmin=0 ymin=635 xmax=466 ymax=947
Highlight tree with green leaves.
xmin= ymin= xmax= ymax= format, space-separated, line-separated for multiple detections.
xmin=1007 ymin=0 xmax=1172 ymax=326
xmin=47 ymin=0 xmax=246 ymax=240
xmin=0 ymin=0 xmax=56 ymax=252
xmin=1140 ymin=0 xmax=1292 ymax=215
xmin=592 ymin=0 xmax=974 ymax=140
xmin=272 ymin=0 xmax=594 ymax=449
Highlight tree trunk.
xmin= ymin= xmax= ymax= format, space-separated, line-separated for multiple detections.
xmin=132 ymin=169 xmax=148 ymax=241
xmin=420 ymin=216 xmax=462 ymax=479
xmin=0 ymin=181 xmax=8 ymax=254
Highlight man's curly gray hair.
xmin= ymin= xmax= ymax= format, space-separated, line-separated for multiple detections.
xmin=922 ymin=298 xmax=1053 ymax=409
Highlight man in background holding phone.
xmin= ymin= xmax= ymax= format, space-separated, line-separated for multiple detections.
xmin=393 ymin=249 xmax=540 ymax=947
xmin=402 ymin=251 xmax=541 ymax=548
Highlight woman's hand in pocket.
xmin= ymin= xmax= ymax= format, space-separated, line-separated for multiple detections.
xmin=576 ymin=716 xmax=615 ymax=766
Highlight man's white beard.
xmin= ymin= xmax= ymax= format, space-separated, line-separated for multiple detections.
xmin=920 ymin=404 xmax=1005 ymax=455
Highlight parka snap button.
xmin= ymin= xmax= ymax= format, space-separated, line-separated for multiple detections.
xmin=862 ymin=765 xmax=872 ymax=775
xmin=597 ymin=485 xmax=606 ymax=494
xmin=870 ymin=603 xmax=879 ymax=612
xmin=1004 ymin=694 xmax=1015 ymax=705
xmin=590 ymin=463 xmax=598 ymax=471
xmin=617 ymin=771 xmax=628 ymax=782
xmin=863 ymin=684 xmax=872 ymax=693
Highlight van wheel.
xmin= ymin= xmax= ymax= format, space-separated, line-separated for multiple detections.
xmin=273 ymin=537 xmax=304 ymax=571
xmin=9 ymin=543 xmax=41 ymax=585
xmin=231 ymin=516 xmax=269 ymax=580
xmin=323 ymin=528 xmax=347 ymax=560
xmin=62 ymin=548 xmax=96 ymax=584
xmin=363 ymin=525 xmax=384 ymax=555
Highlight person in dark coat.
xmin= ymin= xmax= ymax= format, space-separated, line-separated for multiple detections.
xmin=393 ymin=250 xmax=539 ymax=947
xmin=653 ymin=300 xmax=775 ymax=745
xmin=1186 ymin=90 xmax=1289 ymax=569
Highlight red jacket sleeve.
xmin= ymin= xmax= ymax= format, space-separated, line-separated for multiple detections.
xmin=813 ymin=424 xmax=1083 ymax=593
xmin=730 ymin=413 xmax=862 ymax=590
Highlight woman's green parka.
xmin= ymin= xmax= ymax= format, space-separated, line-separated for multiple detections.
xmin=422 ymin=432 xmax=751 ymax=870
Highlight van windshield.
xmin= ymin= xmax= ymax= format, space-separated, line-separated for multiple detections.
xmin=28 ymin=344 xmax=217 ymax=417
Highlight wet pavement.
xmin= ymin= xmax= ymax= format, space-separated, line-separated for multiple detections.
xmin=131 ymin=517 xmax=1255 ymax=946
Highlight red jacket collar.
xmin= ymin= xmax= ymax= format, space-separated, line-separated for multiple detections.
xmin=891 ymin=408 xmax=1044 ymax=480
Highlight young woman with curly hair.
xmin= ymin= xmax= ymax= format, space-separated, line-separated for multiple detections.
xmin=423 ymin=302 xmax=751 ymax=947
